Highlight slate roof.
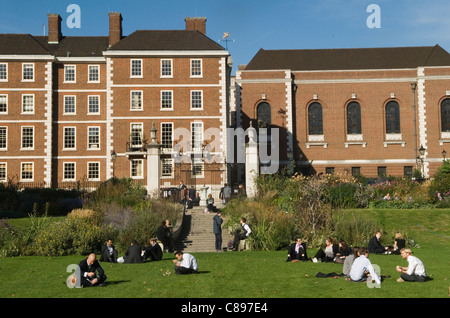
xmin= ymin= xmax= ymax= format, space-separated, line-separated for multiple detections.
xmin=107 ymin=30 xmax=225 ymax=51
xmin=0 ymin=30 xmax=225 ymax=57
xmin=34 ymin=36 xmax=109 ymax=57
xmin=0 ymin=34 xmax=50 ymax=55
xmin=244 ymin=45 xmax=450 ymax=71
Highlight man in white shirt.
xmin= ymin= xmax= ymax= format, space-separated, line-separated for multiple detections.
xmin=396 ymin=248 xmax=427 ymax=282
xmin=173 ymin=251 xmax=198 ymax=274
xmin=349 ymin=248 xmax=381 ymax=285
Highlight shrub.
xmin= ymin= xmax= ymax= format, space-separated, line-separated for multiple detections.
xmin=429 ymin=160 xmax=450 ymax=199
xmin=332 ymin=212 xmax=381 ymax=247
xmin=95 ymin=198 xmax=182 ymax=251
xmin=84 ymin=177 xmax=146 ymax=209
xmin=0 ymin=219 xmax=21 ymax=257
xmin=34 ymin=216 xmax=103 ymax=256
xmin=223 ymin=200 xmax=297 ymax=251
xmin=293 ymin=175 xmax=334 ymax=240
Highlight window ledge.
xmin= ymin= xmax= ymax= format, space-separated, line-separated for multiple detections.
xmin=345 ymin=141 xmax=367 ymax=148
xmin=306 ymin=142 xmax=328 ymax=149
xmin=384 ymin=141 xmax=406 ymax=147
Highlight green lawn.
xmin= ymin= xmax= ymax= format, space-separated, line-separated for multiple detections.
xmin=0 ymin=209 xmax=449 ymax=299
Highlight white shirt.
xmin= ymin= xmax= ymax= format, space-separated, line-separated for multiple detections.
xmin=180 ymin=253 xmax=198 ymax=272
xmin=406 ymin=255 xmax=426 ymax=277
xmin=349 ymin=255 xmax=381 ymax=284
xmin=242 ymin=223 xmax=251 ymax=236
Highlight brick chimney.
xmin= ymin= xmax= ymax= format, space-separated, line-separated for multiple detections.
xmin=48 ymin=14 xmax=62 ymax=44
xmin=185 ymin=17 xmax=207 ymax=35
xmin=109 ymin=12 xmax=123 ymax=47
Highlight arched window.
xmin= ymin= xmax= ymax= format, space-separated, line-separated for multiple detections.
xmin=441 ymin=98 xmax=450 ymax=132
xmin=308 ymin=102 xmax=323 ymax=135
xmin=257 ymin=102 xmax=271 ymax=133
xmin=346 ymin=101 xmax=361 ymax=135
xmin=385 ymin=101 xmax=400 ymax=134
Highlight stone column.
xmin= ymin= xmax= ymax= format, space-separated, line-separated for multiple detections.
xmin=245 ymin=122 xmax=259 ymax=198
xmin=146 ymin=123 xmax=162 ymax=197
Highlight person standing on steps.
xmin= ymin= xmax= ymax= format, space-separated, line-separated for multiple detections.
xmin=213 ymin=210 xmax=223 ymax=252
xmin=223 ymin=183 xmax=232 ymax=204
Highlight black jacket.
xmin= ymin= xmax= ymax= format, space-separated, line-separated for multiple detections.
xmin=288 ymin=242 xmax=308 ymax=260
xmin=78 ymin=258 xmax=105 ymax=278
xmin=100 ymin=244 xmax=118 ymax=263
xmin=143 ymin=243 xmax=163 ymax=261
xmin=124 ymin=243 xmax=142 ymax=263
xmin=368 ymin=236 xmax=385 ymax=254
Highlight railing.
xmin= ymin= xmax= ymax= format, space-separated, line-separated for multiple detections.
xmin=126 ymin=141 xmax=147 ymax=153
xmin=6 ymin=180 xmax=104 ymax=191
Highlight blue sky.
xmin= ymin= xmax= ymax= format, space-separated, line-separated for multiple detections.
xmin=2 ymin=0 xmax=450 ymax=74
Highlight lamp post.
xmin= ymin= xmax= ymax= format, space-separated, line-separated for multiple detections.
xmin=111 ymin=150 xmax=117 ymax=178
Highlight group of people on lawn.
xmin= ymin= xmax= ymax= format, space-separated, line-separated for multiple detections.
xmin=76 ymin=224 xmax=425 ymax=287
xmin=76 ymin=238 xmax=198 ymax=287
xmin=286 ymin=231 xmax=427 ymax=285
xmin=75 ymin=215 xmax=199 ymax=287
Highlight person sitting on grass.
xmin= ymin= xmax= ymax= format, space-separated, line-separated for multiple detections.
xmin=396 ymin=248 xmax=427 ymax=282
xmin=99 ymin=239 xmax=118 ymax=263
xmin=173 ymin=251 xmax=198 ymax=275
xmin=311 ymin=237 xmax=338 ymax=263
xmin=142 ymin=238 xmax=163 ymax=262
xmin=368 ymin=231 xmax=390 ymax=254
xmin=334 ymin=240 xmax=352 ymax=264
xmin=391 ymin=232 xmax=406 ymax=255
xmin=342 ymin=247 xmax=359 ymax=278
xmin=286 ymin=237 xmax=308 ymax=262
xmin=348 ymin=248 xmax=381 ymax=285
xmin=117 ymin=240 xmax=142 ymax=263
xmin=78 ymin=253 xmax=107 ymax=287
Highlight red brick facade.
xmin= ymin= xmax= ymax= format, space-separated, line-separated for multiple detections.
xmin=236 ymin=48 xmax=450 ymax=179
xmin=3 ymin=12 xmax=450 ymax=193
xmin=0 ymin=13 xmax=231 ymax=194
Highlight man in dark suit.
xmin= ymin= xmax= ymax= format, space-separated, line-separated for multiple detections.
xmin=143 ymin=238 xmax=163 ymax=261
xmin=286 ymin=237 xmax=308 ymax=262
xmin=368 ymin=231 xmax=389 ymax=254
xmin=78 ymin=253 xmax=107 ymax=287
xmin=121 ymin=240 xmax=143 ymax=263
xmin=213 ymin=211 xmax=223 ymax=252
xmin=99 ymin=239 xmax=118 ymax=263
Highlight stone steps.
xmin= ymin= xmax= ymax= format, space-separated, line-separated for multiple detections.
xmin=174 ymin=205 xmax=234 ymax=253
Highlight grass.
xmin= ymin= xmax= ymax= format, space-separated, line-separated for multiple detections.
xmin=0 ymin=209 xmax=449 ymax=299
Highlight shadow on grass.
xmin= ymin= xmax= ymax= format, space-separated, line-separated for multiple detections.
xmin=101 ymin=280 xmax=131 ymax=286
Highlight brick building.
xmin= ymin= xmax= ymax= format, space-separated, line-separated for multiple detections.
xmin=0 ymin=12 xmax=232 ymax=193
xmin=3 ymin=11 xmax=450 ymax=193
xmin=235 ymin=46 xmax=450 ymax=179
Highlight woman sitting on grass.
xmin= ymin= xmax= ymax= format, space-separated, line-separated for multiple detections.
xmin=311 ymin=237 xmax=339 ymax=263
